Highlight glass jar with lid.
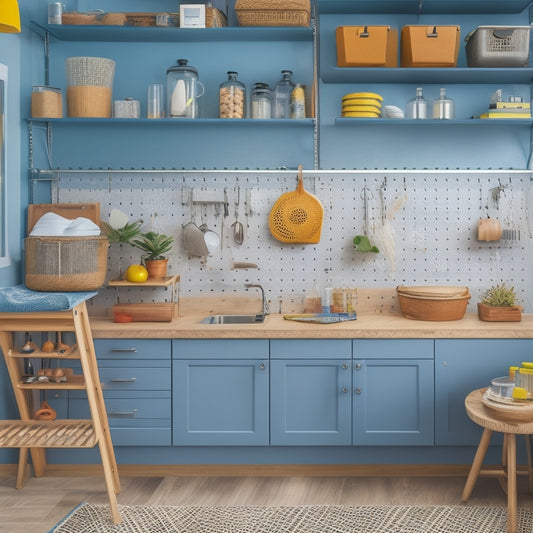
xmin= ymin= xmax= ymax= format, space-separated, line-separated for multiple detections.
xmin=219 ymin=71 xmax=246 ymax=119
xmin=166 ymin=58 xmax=205 ymax=118
xmin=251 ymin=82 xmax=272 ymax=119
xmin=273 ymin=69 xmax=296 ymax=119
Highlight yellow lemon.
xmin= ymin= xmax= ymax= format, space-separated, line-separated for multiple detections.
xmin=126 ymin=264 xmax=149 ymax=283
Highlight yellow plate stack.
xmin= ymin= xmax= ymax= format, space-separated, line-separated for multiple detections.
xmin=341 ymin=92 xmax=383 ymax=118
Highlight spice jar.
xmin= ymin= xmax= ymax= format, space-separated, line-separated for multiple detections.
xmin=31 ymin=86 xmax=62 ymax=118
xmin=219 ymin=71 xmax=246 ymax=119
xmin=251 ymin=83 xmax=272 ymax=119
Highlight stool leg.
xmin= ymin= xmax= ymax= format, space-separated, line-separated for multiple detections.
xmin=507 ymin=434 xmax=517 ymax=533
xmin=525 ymin=434 xmax=533 ymax=494
xmin=16 ymin=448 xmax=28 ymax=489
xmin=462 ymin=428 xmax=493 ymax=502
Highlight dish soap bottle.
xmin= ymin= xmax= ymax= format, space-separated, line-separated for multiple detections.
xmin=433 ymin=87 xmax=455 ymax=119
xmin=405 ymin=87 xmax=427 ymax=119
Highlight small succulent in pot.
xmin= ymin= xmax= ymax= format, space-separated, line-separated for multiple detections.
xmin=478 ymin=282 xmax=522 ymax=322
xmin=130 ymin=231 xmax=174 ymax=279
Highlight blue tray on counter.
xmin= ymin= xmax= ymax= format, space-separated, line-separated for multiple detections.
xmin=283 ymin=312 xmax=357 ymax=324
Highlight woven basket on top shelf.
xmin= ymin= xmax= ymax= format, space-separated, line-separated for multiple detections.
xmin=235 ymin=0 xmax=310 ymax=27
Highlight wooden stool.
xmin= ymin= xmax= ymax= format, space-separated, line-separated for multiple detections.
xmin=462 ymin=388 xmax=533 ymax=533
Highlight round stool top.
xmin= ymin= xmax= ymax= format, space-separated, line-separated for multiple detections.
xmin=465 ymin=388 xmax=533 ymax=434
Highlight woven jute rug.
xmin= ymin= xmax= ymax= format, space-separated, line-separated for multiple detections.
xmin=49 ymin=503 xmax=533 ymax=533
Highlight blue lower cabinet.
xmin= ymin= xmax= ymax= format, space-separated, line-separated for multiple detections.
xmin=353 ymin=359 xmax=435 ymax=446
xmin=173 ymin=359 xmax=269 ymax=446
xmin=270 ymin=359 xmax=352 ymax=445
xmin=435 ymin=339 xmax=533 ymax=446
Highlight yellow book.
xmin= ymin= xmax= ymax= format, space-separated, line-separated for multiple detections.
xmin=480 ymin=112 xmax=531 ymax=119
xmin=490 ymin=102 xmax=531 ymax=109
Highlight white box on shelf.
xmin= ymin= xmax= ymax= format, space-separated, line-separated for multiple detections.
xmin=180 ymin=4 xmax=206 ymax=28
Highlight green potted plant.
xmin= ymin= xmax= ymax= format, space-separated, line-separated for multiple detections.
xmin=101 ymin=219 xmax=143 ymax=278
xmin=130 ymin=231 xmax=174 ymax=279
xmin=478 ymin=282 xmax=522 ymax=322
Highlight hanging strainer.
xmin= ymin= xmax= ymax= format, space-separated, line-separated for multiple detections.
xmin=268 ymin=165 xmax=324 ymax=244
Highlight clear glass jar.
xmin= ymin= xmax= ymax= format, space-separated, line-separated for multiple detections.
xmin=251 ymin=83 xmax=272 ymax=119
xmin=219 ymin=71 xmax=246 ymax=119
xmin=166 ymin=59 xmax=205 ymax=118
xmin=405 ymin=87 xmax=427 ymax=119
xmin=433 ymin=87 xmax=455 ymax=119
xmin=273 ymin=69 xmax=296 ymax=119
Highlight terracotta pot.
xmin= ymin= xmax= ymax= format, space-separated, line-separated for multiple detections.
xmin=144 ymin=258 xmax=168 ymax=280
xmin=477 ymin=302 xmax=522 ymax=322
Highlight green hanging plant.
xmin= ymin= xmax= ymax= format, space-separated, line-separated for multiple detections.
xmin=353 ymin=235 xmax=379 ymax=253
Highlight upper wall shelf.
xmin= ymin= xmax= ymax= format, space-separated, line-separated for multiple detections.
xmin=321 ymin=67 xmax=533 ymax=84
xmin=30 ymin=21 xmax=313 ymax=43
xmin=317 ymin=0 xmax=533 ymax=14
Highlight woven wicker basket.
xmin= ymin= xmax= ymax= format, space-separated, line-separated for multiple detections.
xmin=25 ymin=236 xmax=109 ymax=292
xmin=235 ymin=0 xmax=310 ymax=27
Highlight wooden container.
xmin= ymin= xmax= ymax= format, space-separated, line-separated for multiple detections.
xmin=401 ymin=25 xmax=460 ymax=67
xmin=112 ymin=303 xmax=174 ymax=322
xmin=67 ymin=86 xmax=112 ymax=117
xmin=397 ymin=292 xmax=470 ymax=321
xmin=478 ymin=303 xmax=522 ymax=322
xmin=206 ymin=7 xmax=227 ymax=28
xmin=336 ymin=26 xmax=398 ymax=67
xmin=235 ymin=0 xmax=310 ymax=27
xmin=31 ymin=86 xmax=62 ymax=118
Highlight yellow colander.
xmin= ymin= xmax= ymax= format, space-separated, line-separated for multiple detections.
xmin=268 ymin=165 xmax=324 ymax=244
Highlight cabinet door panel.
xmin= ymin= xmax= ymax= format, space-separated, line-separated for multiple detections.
xmin=435 ymin=339 xmax=533 ymax=445
xmin=354 ymin=359 xmax=434 ymax=445
xmin=271 ymin=359 xmax=351 ymax=445
xmin=173 ymin=359 xmax=269 ymax=445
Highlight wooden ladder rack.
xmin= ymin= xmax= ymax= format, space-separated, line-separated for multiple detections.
xmin=0 ymin=298 xmax=121 ymax=525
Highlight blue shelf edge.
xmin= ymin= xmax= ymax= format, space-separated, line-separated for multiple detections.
xmin=27 ymin=117 xmax=316 ymax=126
xmin=334 ymin=117 xmax=533 ymax=125
xmin=30 ymin=21 xmax=313 ymax=43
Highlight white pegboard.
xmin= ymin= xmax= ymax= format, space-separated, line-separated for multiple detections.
xmin=57 ymin=170 xmax=533 ymax=313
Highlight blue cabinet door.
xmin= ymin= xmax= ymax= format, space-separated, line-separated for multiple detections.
xmin=435 ymin=339 xmax=533 ymax=445
xmin=173 ymin=359 xmax=269 ymax=446
xmin=270 ymin=359 xmax=352 ymax=445
xmin=353 ymin=358 xmax=434 ymax=445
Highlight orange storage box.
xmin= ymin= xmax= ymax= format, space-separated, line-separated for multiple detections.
xmin=336 ymin=25 xmax=398 ymax=67
xmin=401 ymin=25 xmax=460 ymax=67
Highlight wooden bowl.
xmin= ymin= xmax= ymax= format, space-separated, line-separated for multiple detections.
xmin=397 ymin=292 xmax=470 ymax=321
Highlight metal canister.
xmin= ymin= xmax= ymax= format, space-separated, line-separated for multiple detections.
xmin=113 ymin=98 xmax=140 ymax=118
xmin=48 ymin=2 xmax=63 ymax=24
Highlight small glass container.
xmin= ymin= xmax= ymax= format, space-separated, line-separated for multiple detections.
xmin=166 ymin=59 xmax=205 ymax=118
xmin=219 ymin=71 xmax=246 ymax=119
xmin=273 ymin=70 xmax=296 ymax=119
xmin=433 ymin=87 xmax=455 ymax=119
xmin=251 ymin=83 xmax=272 ymax=119
xmin=48 ymin=2 xmax=63 ymax=24
xmin=405 ymin=87 xmax=428 ymax=119
xmin=290 ymin=84 xmax=306 ymax=119
xmin=31 ymin=86 xmax=62 ymax=118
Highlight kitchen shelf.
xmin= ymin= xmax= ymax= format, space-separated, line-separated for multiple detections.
xmin=108 ymin=275 xmax=179 ymax=288
xmin=317 ymin=0 xmax=532 ymax=14
xmin=30 ymin=21 xmax=313 ymax=43
xmin=335 ymin=118 xmax=533 ymax=125
xmin=322 ymin=67 xmax=533 ymax=85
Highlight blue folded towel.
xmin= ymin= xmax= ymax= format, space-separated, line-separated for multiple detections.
xmin=0 ymin=285 xmax=97 ymax=312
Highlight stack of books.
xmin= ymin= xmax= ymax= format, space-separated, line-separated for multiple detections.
xmin=480 ymin=101 xmax=531 ymax=119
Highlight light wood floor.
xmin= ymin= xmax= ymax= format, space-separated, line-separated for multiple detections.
xmin=1 ymin=469 xmax=533 ymax=533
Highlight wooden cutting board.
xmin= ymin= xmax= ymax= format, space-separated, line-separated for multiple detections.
xmin=27 ymin=203 xmax=100 ymax=233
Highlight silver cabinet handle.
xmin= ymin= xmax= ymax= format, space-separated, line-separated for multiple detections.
xmin=342 ymin=387 xmax=349 ymax=394
xmin=108 ymin=409 xmax=138 ymax=416
xmin=341 ymin=363 xmax=348 ymax=370
xmin=355 ymin=363 xmax=362 ymax=370
xmin=110 ymin=348 xmax=137 ymax=352
xmin=355 ymin=387 xmax=362 ymax=394
xmin=110 ymin=377 xmax=137 ymax=382
xmin=259 ymin=363 xmax=266 ymax=370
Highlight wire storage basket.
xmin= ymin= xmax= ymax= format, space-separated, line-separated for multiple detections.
xmin=235 ymin=0 xmax=310 ymax=27
xmin=66 ymin=56 xmax=115 ymax=117
xmin=465 ymin=26 xmax=530 ymax=67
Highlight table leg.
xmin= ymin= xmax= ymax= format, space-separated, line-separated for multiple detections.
xmin=462 ymin=427 xmax=493 ymax=502
xmin=505 ymin=434 xmax=517 ymax=533
xmin=525 ymin=434 xmax=533 ymax=495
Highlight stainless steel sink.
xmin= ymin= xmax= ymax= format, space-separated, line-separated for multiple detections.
xmin=200 ymin=314 xmax=266 ymax=324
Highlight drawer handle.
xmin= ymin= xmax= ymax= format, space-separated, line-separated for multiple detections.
xmin=110 ymin=348 xmax=138 ymax=352
xmin=355 ymin=363 xmax=362 ymax=370
xmin=355 ymin=387 xmax=362 ymax=394
xmin=342 ymin=387 xmax=349 ymax=394
xmin=110 ymin=377 xmax=137 ymax=382
xmin=109 ymin=409 xmax=138 ymax=417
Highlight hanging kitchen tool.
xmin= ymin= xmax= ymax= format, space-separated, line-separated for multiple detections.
xmin=231 ymin=185 xmax=244 ymax=245
xmin=353 ymin=185 xmax=379 ymax=253
xmin=21 ymin=332 xmax=38 ymax=353
xmin=268 ymin=165 xmax=324 ymax=244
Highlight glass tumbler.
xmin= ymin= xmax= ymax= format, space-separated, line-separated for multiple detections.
xmin=147 ymin=83 xmax=164 ymax=119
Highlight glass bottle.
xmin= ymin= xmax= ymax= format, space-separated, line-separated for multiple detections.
xmin=251 ymin=82 xmax=272 ymax=119
xmin=290 ymin=84 xmax=306 ymax=119
xmin=219 ymin=71 xmax=246 ymax=119
xmin=433 ymin=87 xmax=455 ymax=119
xmin=273 ymin=70 xmax=296 ymax=119
xmin=405 ymin=87 xmax=428 ymax=119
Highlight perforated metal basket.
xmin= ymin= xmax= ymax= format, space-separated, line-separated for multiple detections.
xmin=66 ymin=56 xmax=115 ymax=87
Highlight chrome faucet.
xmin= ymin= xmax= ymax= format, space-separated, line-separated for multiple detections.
xmin=245 ymin=283 xmax=270 ymax=316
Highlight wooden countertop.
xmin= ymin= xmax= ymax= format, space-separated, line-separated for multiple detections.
xmin=89 ymin=311 xmax=533 ymax=339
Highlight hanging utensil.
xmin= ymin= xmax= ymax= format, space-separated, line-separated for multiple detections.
xmin=353 ymin=185 xmax=379 ymax=253
xmin=21 ymin=332 xmax=38 ymax=353
xmin=268 ymin=164 xmax=324 ymax=244
xmin=231 ymin=185 xmax=244 ymax=245
xmin=55 ymin=331 xmax=69 ymax=354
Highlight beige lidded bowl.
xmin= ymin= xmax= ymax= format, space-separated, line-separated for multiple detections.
xmin=397 ymin=286 xmax=471 ymax=321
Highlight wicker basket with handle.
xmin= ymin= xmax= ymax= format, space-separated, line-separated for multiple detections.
xmin=235 ymin=0 xmax=310 ymax=27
